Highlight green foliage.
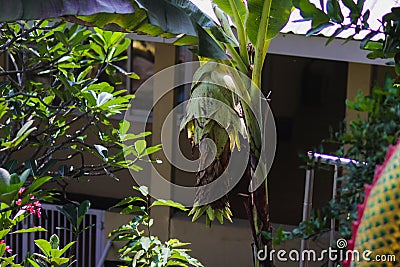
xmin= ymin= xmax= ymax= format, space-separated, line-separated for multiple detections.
xmin=0 ymin=3 xmax=294 ymax=266
xmin=293 ymin=0 xmax=365 ymax=36
xmin=0 ymin=169 xmax=48 ymax=265
xmin=29 ymin=234 xmax=75 ymax=267
xmin=180 ymin=62 xmax=246 ymax=155
xmin=136 ymin=0 xmax=234 ymax=60
xmin=109 ymin=186 xmax=203 ymax=267
xmin=188 ymin=204 xmax=233 ymax=227
xmin=0 ymin=20 xmax=159 ymax=191
xmin=0 ymin=169 xmax=50 ymax=225
xmin=246 ymin=0 xmax=292 ymax=43
xmin=273 ymin=2 xmax=400 ymax=255
xmin=0 ymin=0 xmax=242 ymax=59
xmin=0 ymin=19 xmax=163 ymax=266
xmin=294 ymin=0 xmax=400 ymax=72
xmin=0 ymin=0 xmax=134 ymax=22
xmin=180 ymin=1 xmax=293 ymax=232
xmin=180 ymin=61 xmax=244 ymax=226
xmin=56 ymin=200 xmax=92 ymax=239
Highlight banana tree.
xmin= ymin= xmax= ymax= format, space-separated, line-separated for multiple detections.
xmin=178 ymin=1 xmax=293 ymax=267
xmin=0 ymin=1 xmax=293 ymax=266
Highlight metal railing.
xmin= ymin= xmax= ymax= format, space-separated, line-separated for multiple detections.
xmin=6 ymin=204 xmax=105 ymax=267
xmin=299 ymin=152 xmax=364 ymax=267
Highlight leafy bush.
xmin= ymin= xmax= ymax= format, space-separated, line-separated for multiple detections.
xmin=109 ymin=186 xmax=203 ymax=267
xmin=0 ymin=20 xmax=155 ymax=185
xmin=0 ymin=168 xmax=51 ymax=265
xmin=28 ymin=234 xmax=75 ymax=267
xmin=0 ymin=19 xmax=168 ymax=265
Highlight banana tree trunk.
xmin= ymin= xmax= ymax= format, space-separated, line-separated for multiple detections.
xmin=244 ymin=180 xmax=273 ymax=267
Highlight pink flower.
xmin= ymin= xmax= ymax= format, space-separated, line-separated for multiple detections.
xmin=0 ymin=240 xmax=12 ymax=254
xmin=21 ymin=198 xmax=42 ymax=218
xmin=15 ymin=199 xmax=22 ymax=206
xmin=18 ymin=187 xmax=25 ymax=196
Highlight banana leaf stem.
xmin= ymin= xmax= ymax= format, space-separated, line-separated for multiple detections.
xmin=228 ymin=0 xmax=250 ymax=67
xmin=252 ymin=0 xmax=272 ymax=88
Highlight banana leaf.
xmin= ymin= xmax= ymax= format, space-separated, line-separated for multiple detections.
xmin=0 ymin=0 xmax=230 ymax=59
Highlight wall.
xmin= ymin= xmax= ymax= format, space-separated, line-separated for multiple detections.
xmin=262 ymin=54 xmax=347 ymax=225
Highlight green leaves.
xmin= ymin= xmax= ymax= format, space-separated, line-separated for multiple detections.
xmin=110 ymin=186 xmax=203 ymax=266
xmin=81 ymin=82 xmax=133 ymax=115
xmin=2 ymin=120 xmax=37 ymax=149
xmin=181 ymin=62 xmax=246 ymax=155
xmin=0 ymin=169 xmax=49 ymax=207
xmin=111 ymin=196 xmax=146 ymax=209
xmin=134 ymin=185 xmax=149 ymax=197
xmin=134 ymin=140 xmax=147 ymax=156
xmin=31 ymin=234 xmax=75 ymax=266
xmin=189 ymin=204 xmax=233 ymax=227
xmin=96 ymin=92 xmax=114 ymax=107
xmin=0 ymin=0 xmax=134 ymax=21
xmin=327 ymin=0 xmax=344 ymax=23
xmin=87 ymin=27 xmax=134 ymax=67
xmin=150 ymin=199 xmax=188 ymax=211
xmin=26 ymin=176 xmax=52 ymax=194
xmin=137 ymin=0 xmax=231 ymax=59
xmin=116 ymin=127 xmax=161 ymax=168
xmin=342 ymin=0 xmax=361 ymax=23
xmin=293 ymin=0 xmax=374 ymax=42
xmin=246 ymin=0 xmax=293 ymax=44
xmin=12 ymin=227 xmax=46 ymax=234
xmin=214 ymin=0 xmax=246 ymax=25
xmin=119 ymin=120 xmax=152 ymax=142
xmin=293 ymin=0 xmax=331 ymax=36
xmin=294 ymin=1 xmax=400 ymax=73
xmin=0 ymin=20 xmax=143 ymax=184
xmin=195 ymin=25 xmax=229 ymax=60
xmin=0 ymin=0 xmax=230 ymax=58
xmin=265 ymin=0 xmax=294 ymax=40
xmin=57 ymin=200 xmax=91 ymax=233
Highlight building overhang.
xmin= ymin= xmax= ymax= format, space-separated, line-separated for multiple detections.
xmin=269 ymin=33 xmax=390 ymax=66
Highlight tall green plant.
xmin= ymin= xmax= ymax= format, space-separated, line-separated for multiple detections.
xmin=178 ymin=2 xmax=293 ymax=267
xmin=109 ymin=186 xmax=203 ymax=267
